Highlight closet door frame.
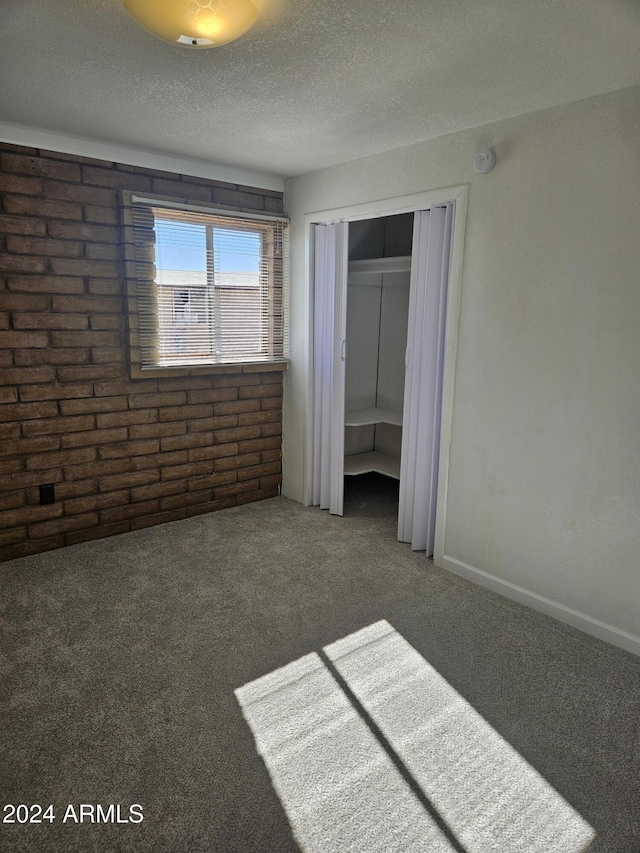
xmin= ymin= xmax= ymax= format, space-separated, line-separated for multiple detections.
xmin=306 ymin=184 xmax=468 ymax=565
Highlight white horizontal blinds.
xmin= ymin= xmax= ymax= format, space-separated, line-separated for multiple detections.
xmin=132 ymin=202 xmax=289 ymax=367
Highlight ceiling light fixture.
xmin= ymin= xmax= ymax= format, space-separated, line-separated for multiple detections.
xmin=124 ymin=0 xmax=258 ymax=49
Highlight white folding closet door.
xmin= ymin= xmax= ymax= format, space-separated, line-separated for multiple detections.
xmin=398 ymin=205 xmax=454 ymax=553
xmin=312 ymin=222 xmax=349 ymax=515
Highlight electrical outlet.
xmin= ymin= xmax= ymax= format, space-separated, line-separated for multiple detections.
xmin=39 ymin=483 xmax=55 ymax=505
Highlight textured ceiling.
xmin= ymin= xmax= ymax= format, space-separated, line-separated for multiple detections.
xmin=1 ymin=0 xmax=639 ymax=178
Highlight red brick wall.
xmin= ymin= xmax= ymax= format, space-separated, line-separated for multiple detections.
xmin=0 ymin=142 xmax=285 ymax=560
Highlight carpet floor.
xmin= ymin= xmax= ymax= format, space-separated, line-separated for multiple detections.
xmin=1 ymin=476 xmax=639 ymax=852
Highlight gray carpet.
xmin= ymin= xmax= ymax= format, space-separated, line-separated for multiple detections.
xmin=1 ymin=476 xmax=639 ymax=852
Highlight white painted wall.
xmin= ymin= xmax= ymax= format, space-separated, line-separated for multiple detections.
xmin=283 ymin=85 xmax=640 ymax=644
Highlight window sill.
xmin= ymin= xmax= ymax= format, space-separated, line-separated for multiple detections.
xmin=129 ymin=360 xmax=288 ymax=380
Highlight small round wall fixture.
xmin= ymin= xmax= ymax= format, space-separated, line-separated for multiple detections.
xmin=473 ymin=149 xmax=496 ymax=174
xmin=124 ymin=0 xmax=258 ymax=48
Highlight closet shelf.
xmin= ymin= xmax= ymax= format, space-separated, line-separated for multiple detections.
xmin=345 ymin=407 xmax=402 ymax=427
xmin=344 ymin=451 xmax=401 ymax=480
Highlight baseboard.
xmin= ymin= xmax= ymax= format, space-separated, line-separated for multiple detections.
xmin=440 ymin=554 xmax=640 ymax=658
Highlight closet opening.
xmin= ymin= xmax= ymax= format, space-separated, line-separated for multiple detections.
xmin=343 ymin=213 xmax=413 ymax=526
xmin=308 ymin=183 xmax=467 ymax=560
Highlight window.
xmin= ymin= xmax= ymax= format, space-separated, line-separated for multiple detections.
xmin=128 ymin=198 xmax=289 ymax=369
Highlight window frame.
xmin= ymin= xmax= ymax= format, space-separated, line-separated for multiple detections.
xmin=121 ymin=191 xmax=289 ymax=379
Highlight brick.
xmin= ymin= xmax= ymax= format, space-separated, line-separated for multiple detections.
xmin=12 ymin=312 xmax=88 ymax=331
xmin=214 ymin=425 xmax=261 ymax=444
xmin=260 ymin=473 xmax=282 ymax=494
xmin=130 ymin=480 xmax=185 ymax=502
xmin=0 ymin=458 xmax=23 ymax=475
xmin=96 ymin=409 xmax=157 ymax=428
xmin=19 ymin=382 xmax=93 ymax=401
xmin=82 ymin=165 xmax=152 ymax=192
xmin=98 ymin=439 xmax=159 ymax=459
xmin=161 ymin=461 xmax=212 ymax=481
xmin=0 ymin=387 xmax=18 ymax=404
xmin=130 ymin=508 xmax=187 ymax=531
xmin=90 ymin=314 xmax=122 ymax=331
xmin=238 ymin=383 xmax=284 ymax=400
xmin=0 ymin=330 xmax=48 ymax=349
xmin=0 ymin=351 xmax=11 ymax=367
xmin=0 ymin=527 xmax=26 ymax=547
xmin=64 ymin=458 xmax=130 ymax=481
xmin=37 ymin=150 xmax=113 ymax=167
xmin=187 ymin=415 xmax=237 ymax=433
xmin=215 ymin=452 xmax=260 ymax=472
xmin=6 ymin=235 xmax=83 ymax=258
xmin=0 ymin=292 xmax=50 ymax=311
xmin=3 ymin=196 xmax=82 ymax=220
xmin=0 ymin=214 xmax=47 ymax=236
xmin=52 ymin=294 xmax=122 ymax=313
xmin=0 ymin=174 xmax=44 ymax=195
xmin=65 ymin=521 xmax=130 ymax=546
xmin=91 ymin=346 xmax=124 ymax=363
xmin=1 ymin=153 xmax=81 ymax=181
xmin=213 ymin=188 xmax=265 ymax=210
xmin=0 ymin=435 xmax=60 ymax=458
xmin=98 ymin=469 xmax=158 ymax=492
xmin=7 ymin=275 xmax=85 ymax=294
xmin=86 ymin=243 xmax=119 ymax=262
xmin=158 ymin=403 xmax=212 ymax=422
xmin=88 ymin=280 xmax=122 ymax=298
xmin=238 ymin=436 xmax=281 ymax=454
xmin=0 ymin=254 xmax=46 ymax=274
xmin=84 ymin=206 xmax=118 ymax=225
xmin=152 ymin=177 xmax=212 ymax=202
xmin=29 ymin=512 xmax=98 ymax=538
xmin=100 ymin=500 xmax=160 ymax=524
xmin=0 ymin=536 xmax=64 ymax=559
xmin=0 ymin=503 xmax=63 ymax=529
xmin=188 ymin=442 xmax=238 ymax=462
xmin=94 ymin=379 xmax=157 ymax=396
xmin=45 ymin=181 xmax=116 ymax=206
xmin=237 ymin=485 xmax=279 ymax=505
xmin=50 ymin=479 xmax=98 ymax=501
xmin=186 ymin=497 xmax=237 ymax=517
xmin=130 ymin=450 xmax=187 ymax=471
xmin=63 ymin=490 xmax=130 ymax=514
xmin=57 ymin=365 xmax=124 ymax=382
xmin=214 ymin=399 xmax=259 ymax=416
xmin=0 ymin=400 xmax=58 ymax=421
xmin=14 ymin=349 xmax=89 ymax=369
xmin=261 ymin=449 xmax=281 ymax=464
xmin=47 ymin=221 xmax=118 ymax=242
xmin=128 ymin=391 xmax=186 ymax=409
xmin=0 ymin=469 xmax=63 ymax=490
xmin=26 ymin=446 xmax=96 ymax=471
xmin=261 ymin=422 xmax=282 ymax=437
xmin=50 ymin=331 xmax=121 ymax=348
xmin=0 ymin=143 xmax=38 ymax=155
xmin=50 ymin=258 xmax=119 ymax=278
xmin=186 ymin=387 xmax=238 ymax=404
xmin=160 ymin=490 xmax=211 ymax=511
xmin=159 ymin=432 xmax=213 ymax=452
xmin=0 ymin=423 xmax=20 ymax=440
xmin=260 ymin=396 xmax=284 ymax=411
xmin=238 ymin=462 xmax=281 ymax=481
xmin=214 ymin=478 xmax=260 ymax=499
xmin=157 ymin=376 xmax=212 ymax=392
xmin=60 ymin=396 xmax=127 ymax=415
xmin=238 ymin=410 xmax=281 ymax=426
xmin=188 ymin=471 xmax=236 ymax=491
xmin=0 ymin=490 xmax=26 ymax=511
xmin=0 ymin=365 xmax=55 ymax=385
xmin=20 ymin=414 xmax=94 ymax=436
xmin=62 ymin=427 xmax=128 ymax=448
xmin=128 ymin=422 xmax=185 ymax=440
xmin=0 ymin=313 xmax=9 ymax=329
